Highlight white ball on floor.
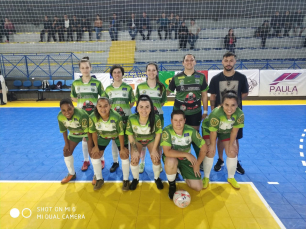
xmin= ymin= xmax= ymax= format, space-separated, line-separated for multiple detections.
xmin=173 ymin=190 xmax=191 ymax=208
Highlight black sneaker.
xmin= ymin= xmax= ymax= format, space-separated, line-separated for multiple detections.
xmin=155 ymin=178 xmax=164 ymax=189
xmin=168 ymin=181 xmax=176 ymax=200
xmin=110 ymin=162 xmax=119 ymax=173
xmin=236 ymin=161 xmax=245 ymax=175
xmin=129 ymin=179 xmax=139 ymax=190
xmin=214 ymin=158 xmax=224 ymax=172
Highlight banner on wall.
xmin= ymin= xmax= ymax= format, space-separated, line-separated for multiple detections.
xmin=74 ymin=73 xmax=111 ymax=90
xmin=208 ymin=70 xmax=260 ymax=96
xmin=198 ymin=70 xmax=208 ymax=82
xmin=259 ymin=70 xmax=306 ymax=96
xmin=122 ymin=77 xmax=146 ymax=91
xmin=159 ymin=71 xmax=175 ymax=89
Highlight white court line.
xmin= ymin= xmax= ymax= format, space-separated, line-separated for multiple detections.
xmin=301 ymin=139 xmax=304 ymax=142
xmin=302 ymin=134 xmax=305 ymax=137
xmin=304 ymin=129 xmax=306 ymax=132
xmin=302 ymin=161 xmax=306 ymax=166
xmin=300 ymin=145 xmax=304 ymax=149
xmin=301 ymin=152 xmax=305 ymax=157
xmin=267 ymin=182 xmax=279 ymax=184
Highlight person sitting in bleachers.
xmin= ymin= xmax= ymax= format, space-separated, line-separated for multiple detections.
xmin=168 ymin=13 xmax=176 ymax=39
xmin=271 ymin=11 xmax=282 ymax=37
xmin=157 ymin=13 xmax=169 ymax=40
xmin=63 ymin=15 xmax=73 ymax=41
xmin=282 ymin=11 xmax=293 ymax=37
xmin=109 ymin=13 xmax=120 ymax=41
xmin=71 ymin=15 xmax=81 ymax=41
xmin=178 ymin=21 xmax=188 ymax=49
xmin=4 ymin=17 xmax=16 ymax=43
xmin=50 ymin=16 xmax=60 ymax=42
xmin=293 ymin=9 xmax=305 ymax=37
xmin=173 ymin=14 xmax=183 ymax=40
xmin=127 ymin=13 xmax=138 ymax=40
xmin=224 ymin=29 xmax=237 ymax=53
xmin=81 ymin=17 xmax=92 ymax=41
xmin=0 ymin=18 xmax=5 ymax=43
xmin=94 ymin=14 xmax=103 ymax=40
xmin=138 ymin=11 xmax=152 ymax=40
xmin=40 ymin=16 xmax=52 ymax=42
xmin=188 ymin=19 xmax=200 ymax=49
xmin=255 ymin=20 xmax=271 ymax=48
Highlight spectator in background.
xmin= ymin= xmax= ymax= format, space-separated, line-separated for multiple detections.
xmin=4 ymin=18 xmax=16 ymax=43
xmin=224 ymin=29 xmax=237 ymax=53
xmin=94 ymin=14 xmax=103 ymax=40
xmin=0 ymin=18 xmax=4 ymax=43
xmin=81 ymin=17 xmax=92 ymax=41
xmin=109 ymin=13 xmax=120 ymax=41
xmin=157 ymin=13 xmax=169 ymax=40
xmin=255 ymin=20 xmax=271 ymax=48
xmin=71 ymin=15 xmax=81 ymax=41
xmin=40 ymin=16 xmax=51 ymax=42
xmin=174 ymin=14 xmax=183 ymax=40
xmin=188 ymin=19 xmax=200 ymax=49
xmin=282 ymin=11 xmax=292 ymax=37
xmin=63 ymin=15 xmax=73 ymax=41
xmin=271 ymin=11 xmax=282 ymax=37
xmin=168 ymin=13 xmax=176 ymax=39
xmin=178 ymin=21 xmax=188 ymax=49
xmin=293 ymin=9 xmax=305 ymax=37
xmin=127 ymin=13 xmax=138 ymax=40
xmin=56 ymin=16 xmax=64 ymax=42
xmin=139 ymin=11 xmax=151 ymax=40
xmin=50 ymin=16 xmax=60 ymax=42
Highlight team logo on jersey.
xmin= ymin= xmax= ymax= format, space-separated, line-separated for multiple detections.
xmin=179 ymin=80 xmax=184 ymax=85
xmin=180 ymin=105 xmax=186 ymax=111
xmin=77 ymin=87 xmax=80 ymax=92
xmin=195 ymin=79 xmax=200 ymax=84
xmin=156 ymin=119 xmax=162 ymax=129
xmin=82 ymin=119 xmax=88 ymax=128
xmin=97 ymin=123 xmax=102 ymax=129
xmin=185 ymin=138 xmax=190 ymax=144
xmin=210 ymin=118 xmax=219 ymax=127
xmin=133 ymin=126 xmax=138 ymax=132
xmin=126 ymin=121 xmax=130 ymax=129
xmin=108 ymin=92 xmax=112 ymax=98
xmin=180 ymin=86 xmax=185 ymax=91
xmin=196 ymin=131 xmax=202 ymax=140
xmin=119 ymin=121 xmax=124 ymax=131
xmin=91 ymin=83 xmax=96 ymax=86
xmin=162 ymin=131 xmax=169 ymax=141
xmin=184 ymin=133 xmax=189 ymax=137
xmin=142 ymin=90 xmax=146 ymax=95
xmin=111 ymin=120 xmax=115 ymax=123
xmin=185 ymin=92 xmax=195 ymax=103
xmin=122 ymin=92 xmax=127 ymax=97
xmin=122 ymin=87 xmax=127 ymax=91
xmin=194 ymin=74 xmax=200 ymax=78
xmin=89 ymin=119 xmax=93 ymax=128
xmin=171 ymin=136 xmax=176 ymax=143
xmin=237 ymin=114 xmax=244 ymax=124
xmin=91 ymin=87 xmax=95 ymax=92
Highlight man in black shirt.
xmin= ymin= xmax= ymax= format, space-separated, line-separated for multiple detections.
xmin=138 ymin=12 xmax=151 ymax=40
xmin=71 ymin=15 xmax=81 ymax=41
xmin=81 ymin=17 xmax=92 ymax=41
xmin=178 ymin=21 xmax=188 ymax=49
xmin=40 ymin=16 xmax=51 ymax=42
xmin=208 ymin=52 xmax=249 ymax=174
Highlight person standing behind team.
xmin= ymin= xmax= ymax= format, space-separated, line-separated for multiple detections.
xmin=167 ymin=54 xmax=208 ymax=163
xmin=136 ymin=63 xmax=167 ymax=174
xmin=105 ymin=65 xmax=135 ymax=173
xmin=202 ymin=91 xmax=244 ymax=189
xmin=88 ymin=97 xmax=130 ymax=190
xmin=209 ymin=52 xmax=248 ymax=174
xmin=57 ymin=98 xmax=90 ymax=184
xmin=71 ymin=57 xmax=106 ymax=171
xmin=126 ymin=95 xmax=164 ymax=190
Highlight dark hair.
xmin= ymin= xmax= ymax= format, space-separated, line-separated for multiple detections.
xmin=228 ymin=28 xmax=235 ymax=37
xmin=79 ymin=56 xmax=91 ymax=67
xmin=60 ymin=98 xmax=73 ymax=107
xmin=110 ymin=64 xmax=125 ymax=77
xmin=135 ymin=95 xmax=155 ymax=133
xmin=146 ymin=62 xmax=165 ymax=95
xmin=96 ymin=14 xmax=100 ymax=17
xmin=221 ymin=90 xmax=239 ymax=104
xmin=183 ymin=54 xmax=196 ymax=61
xmin=171 ymin=110 xmax=185 ymax=119
xmin=94 ymin=97 xmax=111 ymax=120
xmin=223 ymin=51 xmax=236 ymax=59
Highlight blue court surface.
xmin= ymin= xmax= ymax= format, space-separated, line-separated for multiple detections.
xmin=0 ymin=104 xmax=306 ymax=228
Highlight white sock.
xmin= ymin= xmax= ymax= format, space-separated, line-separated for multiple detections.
xmin=112 ymin=141 xmax=119 ymax=163
xmin=140 ymin=147 xmax=146 ymax=163
xmin=101 ymin=155 xmax=104 ymax=161
xmin=203 ymin=156 xmax=214 ymax=178
xmin=152 ymin=164 xmax=161 ymax=180
xmin=82 ymin=141 xmax=89 ymax=161
xmin=92 ymin=158 xmax=103 ymax=180
xmin=64 ymin=155 xmax=75 ymax=175
xmin=227 ymin=156 xmax=238 ymax=179
xmin=130 ymin=164 xmax=139 ymax=180
xmin=166 ymin=173 xmax=176 ymax=182
xmin=121 ymin=159 xmax=130 ymax=180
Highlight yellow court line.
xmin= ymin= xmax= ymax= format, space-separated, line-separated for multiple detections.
xmin=1 ymin=100 xmax=305 ymax=108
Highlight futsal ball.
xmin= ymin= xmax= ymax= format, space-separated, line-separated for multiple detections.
xmin=173 ymin=190 xmax=191 ymax=208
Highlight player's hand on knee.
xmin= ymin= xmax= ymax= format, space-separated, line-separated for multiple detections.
xmin=131 ymin=151 xmax=140 ymax=163
xmin=229 ymin=144 xmax=238 ymax=155
xmin=120 ymin=147 xmax=129 ymax=159
xmin=151 ymin=150 xmax=160 ymax=164
xmin=193 ymin=162 xmax=201 ymax=178
xmin=186 ymin=154 xmax=197 ymax=166
xmin=91 ymin=146 xmax=100 ymax=159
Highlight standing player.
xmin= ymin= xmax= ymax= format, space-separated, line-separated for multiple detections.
xmin=126 ymin=95 xmax=163 ymax=190
xmin=202 ymin=91 xmax=244 ymax=189
xmin=161 ymin=110 xmax=208 ymax=199
xmin=71 ymin=57 xmax=106 ymax=171
xmin=57 ymin=98 xmax=89 ymax=184
xmin=88 ymin=97 xmax=130 ymax=190
xmin=136 ymin=63 xmax=167 ymax=173
xmin=167 ymin=54 xmax=208 ymax=162
xmin=209 ymin=52 xmax=248 ymax=174
xmin=105 ymin=65 xmax=135 ymax=173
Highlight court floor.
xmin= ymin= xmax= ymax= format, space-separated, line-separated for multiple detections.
xmin=0 ymin=100 xmax=306 ymax=229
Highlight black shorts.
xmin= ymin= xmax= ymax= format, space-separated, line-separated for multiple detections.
xmin=185 ymin=111 xmax=202 ymax=127
xmin=96 ymin=144 xmax=129 ymax=151
xmin=237 ymin=128 xmax=243 ymax=140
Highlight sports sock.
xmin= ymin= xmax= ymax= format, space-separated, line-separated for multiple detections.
xmin=227 ymin=156 xmax=237 ymax=179
xmin=166 ymin=173 xmax=176 ymax=182
xmin=130 ymin=164 xmax=139 ymax=180
xmin=64 ymin=155 xmax=75 ymax=175
xmin=121 ymin=159 xmax=130 ymax=180
xmin=92 ymin=158 xmax=103 ymax=180
xmin=152 ymin=164 xmax=161 ymax=179
xmin=111 ymin=141 xmax=119 ymax=163
xmin=82 ymin=141 xmax=89 ymax=161
xmin=203 ymin=156 xmax=214 ymax=178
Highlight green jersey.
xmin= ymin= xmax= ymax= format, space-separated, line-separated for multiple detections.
xmin=135 ymin=81 xmax=167 ymax=115
xmin=168 ymin=71 xmax=209 ymax=115
xmin=71 ymin=77 xmax=105 ymax=113
xmin=161 ymin=124 xmax=205 ymax=155
xmin=105 ymin=82 xmax=135 ymax=121
xmin=204 ymin=107 xmax=244 ymax=134
xmin=126 ymin=114 xmax=162 ymax=143
xmin=89 ymin=109 xmax=124 ymax=139
xmin=57 ymin=107 xmax=89 ymax=138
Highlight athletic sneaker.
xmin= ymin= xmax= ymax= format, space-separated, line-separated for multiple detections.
xmin=214 ymin=158 xmax=224 ymax=172
xmin=228 ymin=178 xmax=240 ymax=189
xmin=81 ymin=161 xmax=90 ymax=171
xmin=110 ymin=162 xmax=119 ymax=173
xmin=129 ymin=179 xmax=139 ymax=190
xmin=139 ymin=162 xmax=145 ymax=174
xmin=202 ymin=177 xmax=210 ymax=189
xmin=61 ymin=173 xmax=76 ymax=184
xmin=101 ymin=160 xmax=105 ymax=169
xmin=168 ymin=181 xmax=176 ymax=200
xmin=155 ymin=178 xmax=164 ymax=189
xmin=92 ymin=175 xmax=96 ymax=185
xmin=236 ymin=161 xmax=245 ymax=175
xmin=94 ymin=179 xmax=104 ymax=190
xmin=122 ymin=180 xmax=130 ymax=191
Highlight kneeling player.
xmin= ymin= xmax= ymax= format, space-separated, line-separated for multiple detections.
xmin=88 ymin=97 xmax=129 ymax=191
xmin=57 ymin=98 xmax=90 ymax=184
xmin=161 ymin=110 xmax=208 ymax=199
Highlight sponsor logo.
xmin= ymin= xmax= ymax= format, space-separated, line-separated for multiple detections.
xmin=179 ymin=80 xmax=184 ymax=85
xmin=269 ymin=73 xmax=301 ymax=95
xmin=184 ymin=133 xmax=189 ymax=137
xmin=122 ymin=88 xmax=127 ymax=91
xmin=91 ymin=83 xmax=96 ymax=86
xmin=195 ymin=79 xmax=200 ymax=84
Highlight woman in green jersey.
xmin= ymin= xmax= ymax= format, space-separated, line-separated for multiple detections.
xmin=126 ymin=95 xmax=164 ymax=190
xmin=136 ymin=63 xmax=167 ymax=173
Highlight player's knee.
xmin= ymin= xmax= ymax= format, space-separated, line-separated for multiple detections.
xmin=165 ymin=157 xmax=178 ymax=169
xmin=120 ymin=153 xmax=129 ymax=160
xmin=191 ymin=181 xmax=202 ymax=192
xmin=63 ymin=152 xmax=73 ymax=157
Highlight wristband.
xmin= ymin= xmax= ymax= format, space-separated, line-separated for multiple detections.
xmin=203 ymin=110 xmax=208 ymax=114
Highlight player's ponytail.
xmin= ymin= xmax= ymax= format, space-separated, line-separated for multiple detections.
xmin=146 ymin=62 xmax=165 ymax=95
xmin=222 ymin=90 xmax=239 ymax=104
xmin=79 ymin=56 xmax=91 ymax=67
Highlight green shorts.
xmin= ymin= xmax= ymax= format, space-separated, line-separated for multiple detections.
xmin=68 ymin=135 xmax=87 ymax=143
xmin=217 ymin=133 xmax=230 ymax=141
xmin=97 ymin=135 xmax=128 ymax=147
xmin=162 ymin=154 xmax=201 ymax=180
xmin=138 ymin=138 xmax=154 ymax=147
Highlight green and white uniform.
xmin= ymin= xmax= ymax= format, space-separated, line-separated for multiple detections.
xmin=126 ymin=114 xmax=162 ymax=146
xmin=71 ymin=77 xmax=105 ymax=114
xmin=161 ymin=124 xmax=205 ymax=180
xmin=202 ymin=107 xmax=244 ymax=140
xmin=136 ymin=81 xmax=167 ymax=127
xmin=57 ymin=108 xmax=89 ymax=143
xmin=89 ymin=109 xmax=125 ymax=147
xmin=168 ymin=71 xmax=208 ymax=115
